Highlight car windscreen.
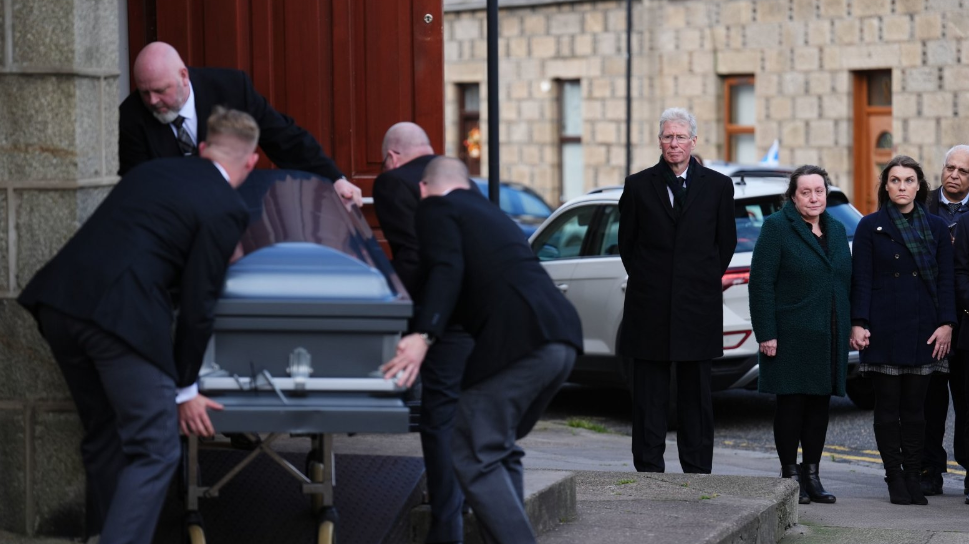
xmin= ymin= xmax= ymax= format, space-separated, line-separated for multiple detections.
xmin=518 ymin=189 xmax=553 ymax=218
xmin=734 ymin=192 xmax=861 ymax=253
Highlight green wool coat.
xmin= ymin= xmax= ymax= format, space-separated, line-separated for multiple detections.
xmin=748 ymin=202 xmax=851 ymax=396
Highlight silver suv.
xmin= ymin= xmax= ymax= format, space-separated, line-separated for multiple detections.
xmin=529 ymin=175 xmax=871 ymax=409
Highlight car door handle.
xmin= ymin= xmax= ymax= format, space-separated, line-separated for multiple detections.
xmin=621 ymin=282 xmax=626 ymax=293
xmin=556 ymin=283 xmax=569 ymax=293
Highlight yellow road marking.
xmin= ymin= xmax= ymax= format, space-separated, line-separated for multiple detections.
xmin=824 ymin=450 xmax=967 ymax=476
xmin=788 ymin=445 xmax=968 ymax=475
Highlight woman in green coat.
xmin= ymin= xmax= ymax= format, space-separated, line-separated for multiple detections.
xmin=749 ymin=165 xmax=852 ymax=505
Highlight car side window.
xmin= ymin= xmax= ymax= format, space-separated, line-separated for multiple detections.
xmin=587 ymin=204 xmax=621 ymax=256
xmin=734 ymin=196 xmax=784 ymax=252
xmin=531 ymin=205 xmax=597 ymax=261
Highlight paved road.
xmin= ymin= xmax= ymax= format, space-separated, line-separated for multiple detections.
xmin=543 ymin=384 xmax=967 ymax=486
xmin=539 ymin=383 xmax=969 ymax=543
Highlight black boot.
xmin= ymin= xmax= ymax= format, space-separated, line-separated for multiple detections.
xmin=900 ymin=421 xmax=928 ymax=505
xmin=782 ymin=464 xmax=810 ymax=504
xmin=800 ymin=463 xmax=836 ymax=504
xmin=873 ymin=422 xmax=911 ymax=505
xmin=920 ymin=466 xmax=943 ymax=496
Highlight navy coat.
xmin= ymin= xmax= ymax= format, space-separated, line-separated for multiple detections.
xmin=749 ymin=202 xmax=851 ymax=396
xmin=850 ymin=205 xmax=956 ymax=366
xmin=18 ymin=158 xmax=249 ymax=386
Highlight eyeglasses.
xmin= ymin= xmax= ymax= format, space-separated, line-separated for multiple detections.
xmin=945 ymin=164 xmax=969 ymax=177
xmin=887 ymin=178 xmax=918 ymax=186
xmin=660 ymin=134 xmax=693 ymax=144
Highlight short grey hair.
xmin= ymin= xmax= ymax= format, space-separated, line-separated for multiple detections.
xmin=657 ymin=107 xmax=697 ymax=139
xmin=944 ymin=145 xmax=969 ymax=165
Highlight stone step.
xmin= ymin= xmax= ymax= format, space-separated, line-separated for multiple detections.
xmin=408 ymin=470 xmax=577 ymax=544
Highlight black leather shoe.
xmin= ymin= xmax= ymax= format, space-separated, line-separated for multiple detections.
xmin=920 ymin=467 xmax=943 ymax=496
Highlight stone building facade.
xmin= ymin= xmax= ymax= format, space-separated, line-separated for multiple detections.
xmin=444 ymin=0 xmax=969 ymax=209
xmin=0 ymin=0 xmax=119 ymax=535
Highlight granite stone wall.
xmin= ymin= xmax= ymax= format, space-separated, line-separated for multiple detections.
xmin=0 ymin=0 xmax=119 ymax=536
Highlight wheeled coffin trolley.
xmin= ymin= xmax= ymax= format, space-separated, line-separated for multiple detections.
xmin=181 ymin=171 xmax=412 ymax=544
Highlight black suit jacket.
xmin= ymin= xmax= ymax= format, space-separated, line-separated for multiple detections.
xmin=19 ymin=158 xmax=250 ymax=387
xmin=119 ymin=67 xmax=344 ymax=181
xmin=617 ymin=156 xmax=737 ymax=361
xmin=372 ymin=154 xmax=437 ymax=298
xmin=411 ymin=189 xmax=582 ymax=388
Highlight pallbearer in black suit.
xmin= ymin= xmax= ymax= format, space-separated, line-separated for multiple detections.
xmin=373 ymin=123 xmax=473 ymax=544
xmin=381 ymin=158 xmax=582 ymax=544
xmin=120 ymin=41 xmax=362 ymax=207
xmin=618 ymin=107 xmax=737 ymax=474
xmin=18 ymin=107 xmax=260 ymax=544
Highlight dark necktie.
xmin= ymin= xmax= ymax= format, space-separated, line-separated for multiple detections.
xmin=671 ymin=176 xmax=687 ymax=211
xmin=948 ymin=202 xmax=962 ymax=215
xmin=172 ymin=115 xmax=197 ymax=156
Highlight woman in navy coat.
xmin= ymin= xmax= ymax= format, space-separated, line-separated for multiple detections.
xmin=851 ymin=155 xmax=957 ymax=506
xmin=749 ymin=165 xmax=852 ymax=505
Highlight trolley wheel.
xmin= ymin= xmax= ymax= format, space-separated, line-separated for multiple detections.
xmin=317 ymin=508 xmax=339 ymax=544
xmin=309 ymin=459 xmax=325 ymax=513
xmin=186 ymin=524 xmax=206 ymax=544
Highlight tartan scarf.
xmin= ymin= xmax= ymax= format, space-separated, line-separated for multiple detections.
xmin=887 ymin=201 xmax=939 ymax=308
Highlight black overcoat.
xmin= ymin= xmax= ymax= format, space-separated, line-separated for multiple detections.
xmin=617 ymin=157 xmax=737 ymax=362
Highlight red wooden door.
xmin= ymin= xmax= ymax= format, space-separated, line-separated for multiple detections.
xmin=126 ymin=0 xmax=444 ymax=238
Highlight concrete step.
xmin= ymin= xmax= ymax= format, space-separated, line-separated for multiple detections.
xmin=536 ymin=472 xmax=798 ymax=544
xmin=408 ymin=470 xmax=577 ymax=544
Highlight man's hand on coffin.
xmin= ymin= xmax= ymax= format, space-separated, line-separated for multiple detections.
xmin=178 ymin=394 xmax=224 ymax=437
xmin=334 ymin=177 xmax=364 ymax=209
xmin=381 ymin=333 xmax=429 ymax=388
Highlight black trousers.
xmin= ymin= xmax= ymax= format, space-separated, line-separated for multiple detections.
xmin=418 ymin=327 xmax=474 ymax=543
xmin=632 ymin=359 xmax=713 ymax=473
xmin=451 ymin=343 xmax=576 ymax=544
xmin=37 ymin=306 xmax=180 ymax=544
xmin=773 ymin=394 xmax=831 ymax=466
xmin=923 ymin=349 xmax=968 ymax=473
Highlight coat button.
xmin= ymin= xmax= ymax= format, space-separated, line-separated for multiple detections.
xmin=894 ymin=272 xmax=900 ymax=277
xmin=913 ymin=271 xmax=918 ymax=276
xmin=895 ymin=254 xmax=900 ymax=259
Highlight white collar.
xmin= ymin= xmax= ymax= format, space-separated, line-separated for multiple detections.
xmin=212 ymin=161 xmax=230 ymax=184
xmin=939 ymin=189 xmax=969 ymax=206
xmin=177 ymin=82 xmax=196 ymax=121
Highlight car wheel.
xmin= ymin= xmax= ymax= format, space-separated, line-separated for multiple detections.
xmin=845 ymin=375 xmax=875 ymax=410
xmin=621 ymin=356 xmax=678 ymax=431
